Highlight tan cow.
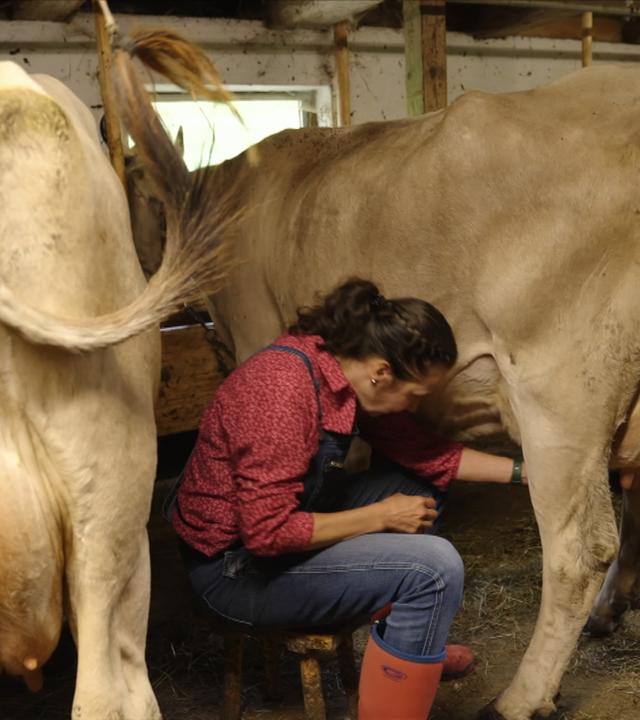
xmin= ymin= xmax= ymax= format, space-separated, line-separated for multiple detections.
xmin=0 ymin=31 xmax=234 ymax=720
xmin=129 ymin=64 xmax=640 ymax=719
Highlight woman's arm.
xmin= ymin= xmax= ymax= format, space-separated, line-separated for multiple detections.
xmin=357 ymin=411 xmax=463 ymax=491
xmin=358 ymin=412 xmax=527 ymax=489
xmin=306 ymin=493 xmax=439 ymax=550
xmin=456 ymin=447 xmax=528 ymax=485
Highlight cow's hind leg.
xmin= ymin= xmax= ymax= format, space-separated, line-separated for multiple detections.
xmin=68 ymin=525 xmax=161 ymax=720
xmin=481 ymin=390 xmax=618 ymax=720
xmin=114 ymin=531 xmax=161 ymax=719
xmin=585 ymin=473 xmax=640 ymax=636
xmin=63 ymin=427 xmax=161 ymax=720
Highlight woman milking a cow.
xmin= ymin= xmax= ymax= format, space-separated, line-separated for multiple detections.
xmin=170 ymin=277 xmax=528 ymax=719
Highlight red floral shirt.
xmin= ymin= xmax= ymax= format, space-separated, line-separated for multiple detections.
xmin=172 ymin=333 xmax=463 ymax=557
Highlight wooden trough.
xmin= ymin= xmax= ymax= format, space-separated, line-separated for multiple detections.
xmin=155 ymin=322 xmax=228 ymax=437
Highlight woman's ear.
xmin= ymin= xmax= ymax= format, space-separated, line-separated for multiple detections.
xmin=373 ymin=360 xmax=393 ymax=384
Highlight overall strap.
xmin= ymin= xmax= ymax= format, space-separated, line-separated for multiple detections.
xmin=265 ymin=344 xmax=322 ymax=422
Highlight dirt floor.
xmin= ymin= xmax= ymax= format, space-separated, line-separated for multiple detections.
xmin=2 ymin=482 xmax=639 ymax=720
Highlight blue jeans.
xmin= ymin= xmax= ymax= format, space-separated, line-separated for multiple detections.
xmin=183 ymin=463 xmax=464 ymax=657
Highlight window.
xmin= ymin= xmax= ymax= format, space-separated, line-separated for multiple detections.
xmin=150 ymin=86 xmax=331 ymax=171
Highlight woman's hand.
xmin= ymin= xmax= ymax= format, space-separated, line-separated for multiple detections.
xmin=379 ymin=493 xmax=439 ymax=533
xmin=307 ymin=493 xmax=438 ymax=550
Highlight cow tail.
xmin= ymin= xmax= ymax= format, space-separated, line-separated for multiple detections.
xmin=0 ymin=30 xmax=240 ymax=353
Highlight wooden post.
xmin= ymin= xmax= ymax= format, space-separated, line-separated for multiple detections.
xmin=334 ymin=21 xmax=351 ymax=127
xmin=404 ymin=0 xmax=447 ymax=116
xmin=261 ymin=636 xmax=283 ymax=701
xmin=423 ymin=0 xmax=447 ymax=112
xmin=581 ymin=11 xmax=593 ymax=67
xmin=93 ymin=0 xmax=126 ymax=188
xmin=404 ymin=0 xmax=423 ymax=116
xmin=337 ymin=634 xmax=359 ymax=719
xmin=298 ymin=655 xmax=326 ymax=720
xmin=222 ymin=634 xmax=244 ymax=720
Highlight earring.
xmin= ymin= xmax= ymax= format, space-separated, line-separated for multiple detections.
xmin=370 ymin=378 xmax=377 ymax=385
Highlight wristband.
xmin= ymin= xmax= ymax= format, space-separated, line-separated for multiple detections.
xmin=510 ymin=459 xmax=523 ymax=485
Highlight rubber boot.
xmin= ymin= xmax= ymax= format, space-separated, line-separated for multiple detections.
xmin=369 ymin=605 xmax=476 ymax=682
xmin=359 ymin=624 xmax=444 ymax=720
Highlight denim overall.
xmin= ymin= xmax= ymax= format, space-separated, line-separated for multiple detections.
xmin=178 ymin=343 xmax=358 ymax=597
xmin=205 ymin=344 xmax=356 ymax=581
xmin=164 ymin=343 xmax=354 ymax=524
xmin=267 ymin=344 xmax=356 ymax=513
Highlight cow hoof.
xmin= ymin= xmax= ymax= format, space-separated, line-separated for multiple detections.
xmin=583 ymin=614 xmax=619 ymax=638
xmin=476 ymin=699 xmax=507 ymax=720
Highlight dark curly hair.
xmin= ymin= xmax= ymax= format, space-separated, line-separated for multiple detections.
xmin=289 ymin=278 xmax=457 ymax=380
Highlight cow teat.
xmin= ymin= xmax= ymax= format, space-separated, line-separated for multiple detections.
xmin=22 ymin=658 xmax=43 ymax=693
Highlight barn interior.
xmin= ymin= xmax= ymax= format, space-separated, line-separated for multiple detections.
xmin=1 ymin=2 xmax=639 ymax=719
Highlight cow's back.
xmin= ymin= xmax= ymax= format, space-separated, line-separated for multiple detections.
xmin=212 ymin=64 xmax=640 ymax=446
xmin=225 ymin=63 xmax=640 ymax=317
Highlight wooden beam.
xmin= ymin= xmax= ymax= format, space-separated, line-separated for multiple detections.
xmin=581 ymin=11 xmax=593 ymax=66
xmin=404 ymin=0 xmax=447 ymax=116
xmin=465 ymin=8 xmax=571 ymax=38
xmin=462 ymin=7 xmax=621 ymax=43
xmin=334 ymin=21 xmax=351 ymax=126
xmin=93 ymin=0 xmax=126 ymax=188
xmin=12 ymin=0 xmax=85 ymax=21
xmin=404 ymin=0 xmax=423 ymax=116
xmin=155 ymin=325 xmax=228 ymax=437
xmin=423 ymin=0 xmax=447 ymax=112
xmin=448 ymin=0 xmax=631 ymax=14
xmin=268 ymin=0 xmax=381 ymax=28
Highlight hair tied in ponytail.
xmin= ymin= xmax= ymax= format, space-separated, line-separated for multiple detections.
xmin=289 ymin=276 xmax=457 ymax=380
xmin=370 ymin=294 xmax=389 ymax=312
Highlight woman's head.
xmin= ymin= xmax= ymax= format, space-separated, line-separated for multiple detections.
xmin=289 ymin=278 xmax=457 ymax=414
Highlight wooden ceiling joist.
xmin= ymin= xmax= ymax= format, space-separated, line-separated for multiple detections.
xmin=12 ymin=0 xmax=86 ymax=21
xmin=466 ymin=8 xmax=613 ymax=40
xmin=268 ymin=0 xmax=382 ymax=29
xmin=448 ymin=0 xmax=633 ymax=15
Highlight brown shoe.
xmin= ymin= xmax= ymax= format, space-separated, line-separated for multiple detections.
xmin=441 ymin=644 xmax=476 ymax=681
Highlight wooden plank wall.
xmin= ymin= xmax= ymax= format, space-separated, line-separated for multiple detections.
xmin=155 ymin=324 xmax=229 ymax=436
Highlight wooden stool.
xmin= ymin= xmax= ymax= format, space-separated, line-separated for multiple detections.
xmin=221 ymin=625 xmax=359 ymax=720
